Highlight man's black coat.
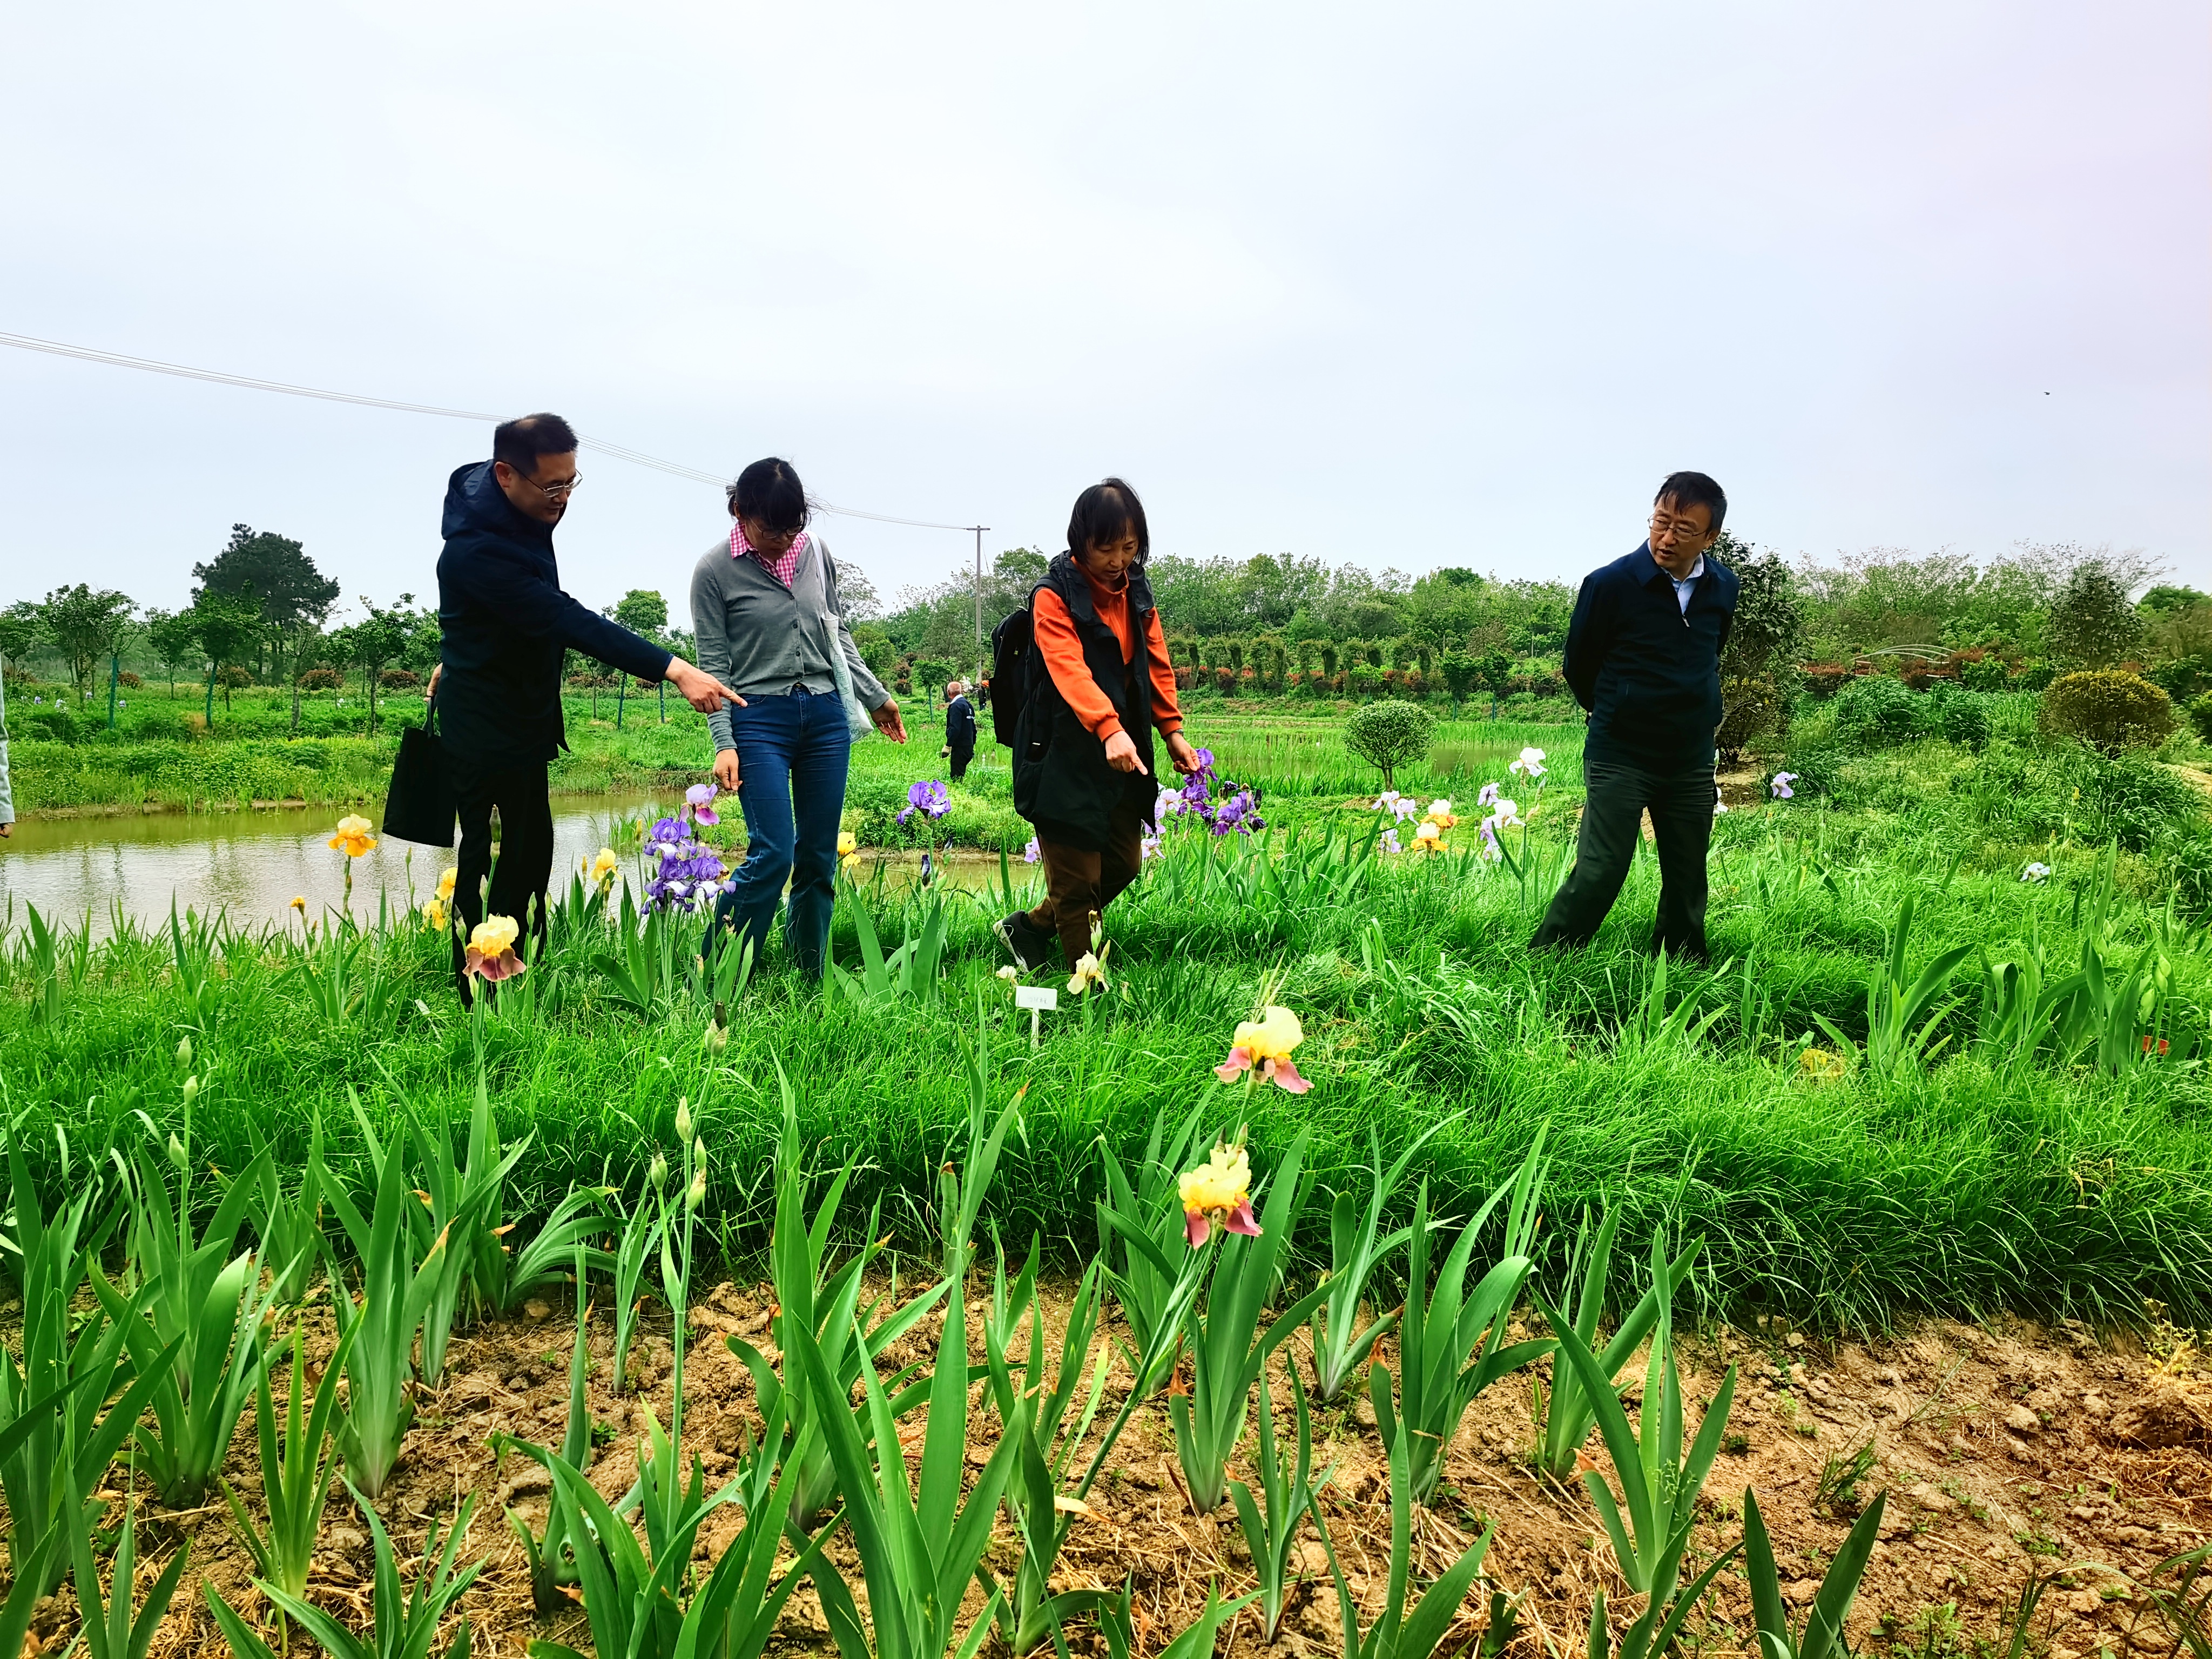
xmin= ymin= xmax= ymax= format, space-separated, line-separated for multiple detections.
xmin=1561 ymin=542 xmax=1739 ymax=771
xmin=434 ymin=461 xmax=672 ymax=766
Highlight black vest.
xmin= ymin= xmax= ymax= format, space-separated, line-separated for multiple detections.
xmin=1011 ymin=553 xmax=1158 ymax=850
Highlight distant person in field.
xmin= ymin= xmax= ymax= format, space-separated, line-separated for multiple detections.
xmin=999 ymin=477 xmax=1202 ymax=972
xmin=942 ymin=679 xmax=976 ymax=781
xmin=1530 ymin=470 xmax=1740 ymax=963
xmin=692 ymin=457 xmax=906 ymax=979
xmin=430 ymin=412 xmax=741 ymax=997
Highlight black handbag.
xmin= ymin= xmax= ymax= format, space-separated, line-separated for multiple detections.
xmin=382 ymin=699 xmax=456 ymax=847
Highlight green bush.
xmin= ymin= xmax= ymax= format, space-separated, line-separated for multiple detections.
xmin=25 ymin=705 xmax=79 ymax=744
xmin=1960 ymin=656 xmax=2012 ymax=692
xmin=1829 ymin=674 xmax=1925 ymax=752
xmin=1927 ymin=687 xmax=1992 ymax=751
xmin=1341 ymin=699 xmax=1434 ymax=790
xmin=2187 ymin=692 xmax=2212 ymax=745
xmin=2040 ymin=670 xmax=2176 ymax=754
xmin=2147 ymin=655 xmax=2212 ymax=704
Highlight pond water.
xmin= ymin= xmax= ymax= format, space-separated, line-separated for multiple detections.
xmin=0 ymin=801 xmax=1010 ymax=939
xmin=0 ymin=800 xmax=657 ymax=937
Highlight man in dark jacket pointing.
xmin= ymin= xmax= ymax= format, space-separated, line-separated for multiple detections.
xmin=428 ymin=412 xmax=740 ymax=988
xmin=1530 ymin=470 xmax=1739 ymax=963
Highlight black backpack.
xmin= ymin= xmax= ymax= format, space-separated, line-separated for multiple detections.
xmin=987 ymin=596 xmax=1042 ymax=748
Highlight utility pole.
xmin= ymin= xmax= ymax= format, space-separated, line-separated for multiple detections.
xmin=968 ymin=524 xmax=990 ymax=684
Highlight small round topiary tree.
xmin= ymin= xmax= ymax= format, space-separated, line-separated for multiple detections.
xmin=2040 ymin=669 xmax=2176 ymax=754
xmin=1343 ymin=698 xmax=1435 ymax=791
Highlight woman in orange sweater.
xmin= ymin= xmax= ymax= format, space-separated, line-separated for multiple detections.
xmin=999 ymin=478 xmax=1203 ymax=971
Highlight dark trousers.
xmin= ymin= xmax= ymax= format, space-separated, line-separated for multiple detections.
xmin=949 ymin=744 xmax=974 ymax=783
xmin=451 ymin=758 xmax=556 ymax=986
xmin=1530 ymin=755 xmax=1717 ymax=961
xmin=1027 ymin=800 xmax=1145 ymax=966
xmin=710 ymin=687 xmax=852 ymax=978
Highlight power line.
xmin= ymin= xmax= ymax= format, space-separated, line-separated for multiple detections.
xmin=0 ymin=329 xmax=979 ymax=533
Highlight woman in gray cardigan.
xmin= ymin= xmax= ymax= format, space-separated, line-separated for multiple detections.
xmin=692 ymin=457 xmax=906 ymax=976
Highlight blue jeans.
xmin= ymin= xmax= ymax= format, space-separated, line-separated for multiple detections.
xmin=710 ymin=687 xmax=852 ymax=977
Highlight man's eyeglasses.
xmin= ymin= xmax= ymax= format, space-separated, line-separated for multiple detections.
xmin=1649 ymin=514 xmax=1709 ymax=543
xmin=515 ymin=469 xmax=582 ymax=501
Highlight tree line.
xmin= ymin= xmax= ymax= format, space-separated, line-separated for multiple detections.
xmin=0 ymin=525 xmax=724 ymax=736
xmin=5 ymin=525 xmax=2203 ymax=738
xmin=866 ymin=536 xmax=2210 ymax=713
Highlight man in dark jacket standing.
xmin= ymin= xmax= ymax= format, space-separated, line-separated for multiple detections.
xmin=942 ymin=679 xmax=976 ymax=781
xmin=428 ymin=413 xmax=740 ymax=989
xmin=1530 ymin=471 xmax=1739 ymax=962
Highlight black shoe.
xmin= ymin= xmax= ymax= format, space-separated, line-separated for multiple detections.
xmin=996 ymin=912 xmax=1049 ymax=972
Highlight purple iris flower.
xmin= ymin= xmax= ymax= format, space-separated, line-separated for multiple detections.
xmin=685 ymin=781 xmax=721 ymax=826
xmin=1770 ymin=771 xmax=1798 ymax=801
xmin=1023 ymin=838 xmax=1041 ymax=864
xmin=897 ymin=778 xmax=951 ymax=827
xmin=642 ymin=813 xmax=730 ymax=914
xmin=1210 ymin=786 xmax=1265 ymax=837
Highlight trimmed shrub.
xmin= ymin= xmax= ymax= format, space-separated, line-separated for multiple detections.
xmin=1800 ymin=664 xmax=1850 ymax=699
xmin=1830 ymin=673 xmax=1926 ymax=752
xmin=117 ymin=671 xmax=143 ymax=690
xmin=2014 ymin=663 xmax=2056 ymax=692
xmin=381 ymin=667 xmax=422 ymax=689
xmin=1343 ymin=698 xmax=1435 ymax=791
xmin=297 ymin=667 xmax=344 ymax=691
xmin=218 ymin=666 xmax=255 ymax=689
xmin=2040 ymin=670 xmax=2176 ymax=754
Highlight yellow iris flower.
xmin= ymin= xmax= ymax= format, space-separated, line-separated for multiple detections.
xmin=1178 ymin=1141 xmax=1261 ymax=1246
xmin=464 ymin=914 xmax=527 ymax=982
xmin=1215 ymin=1005 xmax=1311 ymax=1093
xmin=328 ymin=814 xmax=377 ymax=857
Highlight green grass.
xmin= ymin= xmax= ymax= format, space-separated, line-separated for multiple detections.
xmin=4 ymin=723 xmax=2209 ymax=1333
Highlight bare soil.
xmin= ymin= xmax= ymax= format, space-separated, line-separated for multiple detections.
xmin=44 ymin=1283 xmax=2212 ymax=1659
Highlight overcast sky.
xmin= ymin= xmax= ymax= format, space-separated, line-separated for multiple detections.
xmin=3 ymin=1 xmax=2206 ymax=631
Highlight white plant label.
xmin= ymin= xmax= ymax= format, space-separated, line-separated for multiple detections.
xmin=1015 ymin=982 xmax=1058 ymax=1049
